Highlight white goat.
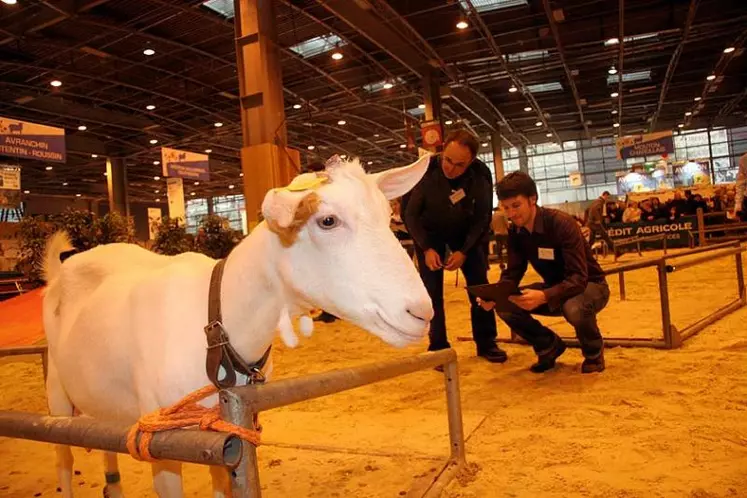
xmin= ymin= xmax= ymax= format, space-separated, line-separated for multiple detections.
xmin=41 ymin=155 xmax=434 ymax=498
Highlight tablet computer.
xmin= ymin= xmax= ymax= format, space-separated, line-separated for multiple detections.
xmin=466 ymin=282 xmax=522 ymax=312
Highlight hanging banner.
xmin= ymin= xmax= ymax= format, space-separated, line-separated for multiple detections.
xmin=421 ymin=120 xmax=443 ymax=149
xmin=161 ymin=147 xmax=210 ymax=181
xmin=0 ymin=117 xmax=66 ymax=163
xmin=0 ymin=166 xmax=21 ymax=208
xmin=166 ymin=177 xmax=186 ymax=224
xmin=147 ymin=207 xmax=162 ymax=240
xmin=606 ymin=215 xmax=697 ymax=249
xmin=615 ymin=131 xmax=674 ymax=160
xmin=569 ymin=171 xmax=583 ymax=187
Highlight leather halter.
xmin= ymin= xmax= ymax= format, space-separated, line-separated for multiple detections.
xmin=204 ymin=259 xmax=271 ymax=389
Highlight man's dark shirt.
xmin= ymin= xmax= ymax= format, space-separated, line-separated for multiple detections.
xmin=404 ymin=155 xmax=493 ymax=254
xmin=500 ymin=207 xmax=606 ymax=310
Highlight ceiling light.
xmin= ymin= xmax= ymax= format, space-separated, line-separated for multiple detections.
xmin=374 ymin=133 xmax=380 ymax=137
xmin=400 ymin=144 xmax=407 ymax=149
xmin=508 ymin=85 xmax=518 ymax=93
xmin=91 ymin=154 xmax=98 ymax=158
xmin=456 ymin=20 xmax=469 ymax=30
xmin=240 ymin=172 xmax=244 ymax=177
xmin=524 ymin=107 xmax=532 ymax=112
xmin=724 ymin=47 xmax=735 ymax=54
xmin=150 ymin=139 xmax=158 ymax=144
xmin=331 ymin=51 xmax=343 ymax=60
xmin=613 ymin=123 xmax=620 ymax=128
xmin=611 ymin=109 xmax=618 ymax=114
xmin=337 ymin=120 xmax=347 ymax=125
xmin=445 ymin=120 xmax=453 ymax=125
xmin=205 ymin=149 xmax=212 ymax=153
xmin=155 ymin=198 xmax=160 ymax=202
xmin=146 ymin=104 xmax=156 ymax=110
xmin=214 ymin=122 xmax=223 ymax=127
xmin=23 ymin=189 xmax=29 ymax=194
xmin=383 ymin=82 xmax=394 ymax=90
xmin=76 ymin=193 xmax=81 ymax=197
xmin=535 ymin=121 xmax=542 ymax=127
xmin=77 ymin=125 xmax=87 ymax=131
xmin=50 ymin=80 xmax=62 ymax=87
xmin=153 ymin=160 xmax=160 ymax=165
xmin=546 ymin=133 xmax=553 ymax=138
xmin=190 ymin=192 xmax=195 ymax=196
xmin=155 ymin=190 xmax=160 ymax=194
xmin=293 ymin=104 xmax=302 ymax=109
xmin=694 ymin=97 xmax=702 ymax=102
xmin=143 ymin=48 xmax=155 ymax=56
xmin=610 ymin=92 xmax=619 ymax=98
xmin=228 ymin=184 xmax=235 ymax=189
xmin=606 ymin=37 xmax=619 ymax=45
xmin=340 ymin=154 xmax=347 ymax=159
xmin=307 ymin=145 xmax=315 ymax=150
xmin=154 ymin=176 xmax=160 ymax=180
xmin=45 ymin=166 xmax=53 ymax=171
xmin=608 ymin=66 xmax=618 ymax=75
xmin=706 ymin=74 xmax=716 ymax=81
xmin=103 ymin=172 xmax=107 ymax=176
xmin=62 ymin=182 xmax=68 ymax=186
xmin=481 ymin=142 xmax=489 ymax=147
xmin=2 ymin=0 xmax=18 ymax=5
xmin=194 ymin=182 xmax=199 ymax=186
xmin=367 ymin=161 xmax=373 ymax=165
xmin=678 ymin=123 xmax=684 ymax=128
xmin=418 ymin=104 xmax=426 ymax=109
xmin=685 ymin=111 xmax=692 ymax=116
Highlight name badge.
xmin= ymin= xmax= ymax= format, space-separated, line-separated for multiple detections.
xmin=449 ymin=189 xmax=466 ymax=204
xmin=538 ymin=247 xmax=555 ymax=260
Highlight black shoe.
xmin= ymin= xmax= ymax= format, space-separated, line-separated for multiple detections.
xmin=529 ymin=341 xmax=567 ymax=373
xmin=313 ymin=311 xmax=338 ymax=323
xmin=581 ymin=354 xmax=605 ymax=373
xmin=477 ymin=345 xmax=508 ymax=363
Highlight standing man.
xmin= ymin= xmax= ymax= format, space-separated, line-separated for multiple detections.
xmin=483 ymin=172 xmax=609 ymax=373
xmin=586 ymin=191 xmax=617 ymax=256
xmin=404 ymin=130 xmax=507 ymax=363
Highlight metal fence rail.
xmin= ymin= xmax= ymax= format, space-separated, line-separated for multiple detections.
xmin=0 ymin=349 xmax=464 ymax=498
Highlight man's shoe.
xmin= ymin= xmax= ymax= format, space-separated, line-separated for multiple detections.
xmin=477 ymin=345 xmax=508 ymax=363
xmin=529 ymin=341 xmax=567 ymax=373
xmin=313 ymin=311 xmax=338 ymax=323
xmin=581 ymin=354 xmax=605 ymax=374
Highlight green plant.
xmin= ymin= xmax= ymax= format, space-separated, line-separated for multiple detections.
xmin=52 ymin=208 xmax=95 ymax=252
xmin=93 ymin=211 xmax=135 ymax=245
xmin=16 ymin=215 xmax=56 ymax=282
xmin=194 ymin=215 xmax=243 ymax=259
xmin=152 ymin=218 xmax=194 ymax=255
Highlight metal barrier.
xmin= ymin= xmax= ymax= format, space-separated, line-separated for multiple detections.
xmin=0 ymin=349 xmax=464 ymax=498
xmin=613 ymin=233 xmax=668 ymax=261
xmin=493 ymin=241 xmax=745 ymax=350
xmin=0 ymin=345 xmax=48 ymax=379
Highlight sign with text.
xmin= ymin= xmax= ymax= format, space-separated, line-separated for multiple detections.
xmin=166 ymin=177 xmax=186 ymax=224
xmin=0 ymin=117 xmax=66 ymax=163
xmin=615 ymin=131 xmax=674 ymax=160
xmin=161 ymin=147 xmax=210 ymax=181
xmin=147 ymin=207 xmax=162 ymax=240
xmin=606 ymin=215 xmax=697 ymax=249
xmin=0 ymin=166 xmax=21 ymax=208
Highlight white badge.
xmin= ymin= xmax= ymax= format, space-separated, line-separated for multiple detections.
xmin=538 ymin=247 xmax=555 ymax=260
xmin=449 ymin=188 xmax=466 ymax=204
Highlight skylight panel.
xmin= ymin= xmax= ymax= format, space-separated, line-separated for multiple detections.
xmin=607 ymin=70 xmax=652 ymax=85
xmin=459 ymin=0 xmax=528 ymax=13
xmin=526 ymin=82 xmax=563 ymax=93
xmin=288 ymin=34 xmax=346 ymax=59
xmin=505 ymin=49 xmax=549 ymax=63
xmin=202 ymin=0 xmax=234 ymax=18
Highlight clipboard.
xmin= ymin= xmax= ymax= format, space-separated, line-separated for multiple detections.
xmin=466 ymin=282 xmax=522 ymax=313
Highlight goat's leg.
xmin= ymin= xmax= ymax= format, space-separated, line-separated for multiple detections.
xmin=151 ymin=460 xmax=183 ymax=498
xmin=46 ymin=361 xmax=74 ymax=498
xmin=102 ymin=452 xmax=124 ymax=498
xmin=210 ymin=465 xmax=231 ymax=498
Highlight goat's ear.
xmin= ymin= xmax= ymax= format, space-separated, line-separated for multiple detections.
xmin=371 ymin=154 xmax=431 ymax=200
xmin=261 ymin=188 xmax=314 ymax=229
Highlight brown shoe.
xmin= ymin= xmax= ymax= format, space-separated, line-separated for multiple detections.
xmin=581 ymin=354 xmax=605 ymax=373
xmin=530 ymin=341 xmax=567 ymax=373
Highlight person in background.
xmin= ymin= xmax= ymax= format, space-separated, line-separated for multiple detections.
xmin=586 ymin=191 xmax=618 ymax=255
xmin=639 ymin=199 xmax=657 ymax=222
xmin=605 ymin=201 xmax=623 ymax=224
xmin=692 ymin=194 xmax=709 ymax=214
xmin=651 ymin=197 xmax=666 ymax=220
xmin=390 ymin=198 xmax=415 ymax=259
xmin=404 ymin=129 xmax=507 ymax=363
xmin=482 ymin=172 xmax=609 ymax=374
xmin=732 ymin=152 xmax=747 ymax=221
xmin=491 ymin=206 xmax=509 ymax=269
xmin=622 ymin=201 xmax=641 ymax=223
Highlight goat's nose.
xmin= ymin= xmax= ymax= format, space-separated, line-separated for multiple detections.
xmin=407 ymin=299 xmax=434 ymax=323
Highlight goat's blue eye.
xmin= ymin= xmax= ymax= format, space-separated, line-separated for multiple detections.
xmin=317 ymin=215 xmax=340 ymax=230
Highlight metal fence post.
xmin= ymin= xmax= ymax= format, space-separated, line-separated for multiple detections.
xmin=658 ymin=262 xmax=677 ymax=348
xmin=697 ymin=208 xmax=706 ymax=246
xmin=220 ymin=389 xmax=261 ymax=498
xmin=663 ymin=234 xmax=668 ymax=255
xmin=737 ymin=251 xmax=745 ymax=302
xmin=618 ymin=272 xmax=626 ymax=301
xmin=442 ymin=360 xmax=466 ymax=464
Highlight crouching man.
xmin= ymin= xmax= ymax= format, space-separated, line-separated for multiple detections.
xmin=482 ymin=172 xmax=610 ymax=373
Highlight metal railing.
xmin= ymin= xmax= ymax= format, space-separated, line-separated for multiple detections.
xmin=0 ymin=349 xmax=465 ymax=498
xmin=0 ymin=345 xmax=48 ymax=379
xmin=613 ymin=233 xmax=668 ymax=261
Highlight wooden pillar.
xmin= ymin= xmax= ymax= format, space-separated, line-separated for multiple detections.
xmin=207 ymin=196 xmax=214 ymax=216
xmin=422 ymin=67 xmax=443 ymax=153
xmin=234 ymin=0 xmax=299 ymax=229
xmin=491 ymin=129 xmax=505 ymax=181
xmin=106 ymin=157 xmax=129 ymax=217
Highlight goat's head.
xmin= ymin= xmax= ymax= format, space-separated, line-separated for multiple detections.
xmin=261 ymin=155 xmax=433 ymax=347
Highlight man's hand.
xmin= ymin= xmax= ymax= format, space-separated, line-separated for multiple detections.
xmin=476 ymin=297 xmax=495 ymax=311
xmin=424 ymin=249 xmax=443 ymax=271
xmin=508 ymin=289 xmax=547 ymax=311
xmin=728 ymin=209 xmax=740 ymax=221
xmin=445 ymin=251 xmax=466 ymax=271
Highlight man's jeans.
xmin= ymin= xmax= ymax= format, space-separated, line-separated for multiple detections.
xmin=497 ymin=281 xmax=610 ymax=359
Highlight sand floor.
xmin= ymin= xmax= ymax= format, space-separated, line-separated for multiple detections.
xmin=1 ymin=250 xmax=747 ymax=497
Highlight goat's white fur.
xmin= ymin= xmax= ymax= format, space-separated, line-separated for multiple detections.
xmin=42 ymin=156 xmax=433 ymax=498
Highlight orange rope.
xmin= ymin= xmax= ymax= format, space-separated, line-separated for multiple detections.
xmin=126 ymin=385 xmax=261 ymax=462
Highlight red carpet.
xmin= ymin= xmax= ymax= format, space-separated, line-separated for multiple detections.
xmin=0 ymin=288 xmax=45 ymax=347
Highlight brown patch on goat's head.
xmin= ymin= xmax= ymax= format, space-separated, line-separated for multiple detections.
xmin=266 ymin=192 xmax=321 ymax=247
